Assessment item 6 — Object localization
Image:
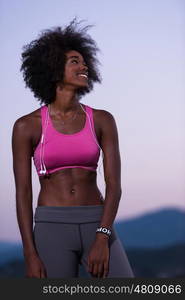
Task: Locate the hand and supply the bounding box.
[87,234,109,278]
[24,253,47,278]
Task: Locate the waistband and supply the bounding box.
[34,205,104,224]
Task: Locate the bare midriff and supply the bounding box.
[37,167,104,206]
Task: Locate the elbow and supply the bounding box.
[15,186,32,202]
[105,182,122,199]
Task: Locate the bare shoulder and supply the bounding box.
[13,108,41,131]
[12,108,42,155]
[92,107,117,132]
[92,107,115,119]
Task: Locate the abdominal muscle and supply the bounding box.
[37,167,104,206]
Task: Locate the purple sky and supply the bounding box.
[1,0,185,241]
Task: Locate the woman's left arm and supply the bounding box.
[87,110,122,278]
[98,109,122,231]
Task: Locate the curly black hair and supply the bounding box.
[20,18,102,105]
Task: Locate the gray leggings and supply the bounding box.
[33,205,134,278]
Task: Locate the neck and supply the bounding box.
[51,85,80,115]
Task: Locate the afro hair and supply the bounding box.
[20,18,102,105]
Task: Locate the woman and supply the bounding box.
[12,19,134,278]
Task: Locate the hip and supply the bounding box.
[34,204,105,224]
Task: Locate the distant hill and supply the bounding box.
[127,243,185,277]
[115,208,185,248]
[79,243,185,278]
[0,243,184,278]
[0,242,23,265]
[0,208,185,277]
[0,241,24,277]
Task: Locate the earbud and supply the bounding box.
[39,169,46,175]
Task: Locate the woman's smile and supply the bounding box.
[77,73,88,80]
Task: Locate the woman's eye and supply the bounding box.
[71,60,78,64]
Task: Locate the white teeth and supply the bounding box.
[78,74,88,78]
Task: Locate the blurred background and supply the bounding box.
[0,0,185,277]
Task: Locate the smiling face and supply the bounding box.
[62,50,89,90]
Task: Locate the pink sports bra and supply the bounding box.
[33,103,103,176]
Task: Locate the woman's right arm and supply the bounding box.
[12,116,47,278]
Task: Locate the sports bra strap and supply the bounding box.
[81,104,102,152]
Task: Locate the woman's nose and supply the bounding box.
[80,63,88,71]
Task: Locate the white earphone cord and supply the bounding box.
[39,106,49,174]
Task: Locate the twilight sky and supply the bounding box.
[0,0,185,241]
